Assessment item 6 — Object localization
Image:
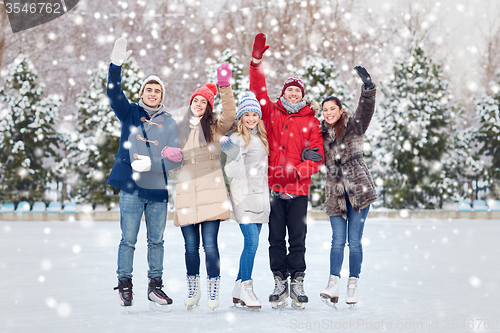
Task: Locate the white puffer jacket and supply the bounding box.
[225,129,270,224]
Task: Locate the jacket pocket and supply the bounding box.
[243,189,265,214]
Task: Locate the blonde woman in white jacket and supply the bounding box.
[220,92,270,309]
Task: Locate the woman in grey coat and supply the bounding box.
[221,92,270,309]
[319,66,377,308]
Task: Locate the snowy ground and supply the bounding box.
[1,217,499,333]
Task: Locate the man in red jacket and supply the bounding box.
[249,33,324,309]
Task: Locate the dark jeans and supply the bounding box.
[181,220,220,278]
[268,194,308,278]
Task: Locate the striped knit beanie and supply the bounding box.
[237,92,262,119]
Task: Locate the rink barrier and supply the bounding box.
[0,210,499,221]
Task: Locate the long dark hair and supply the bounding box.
[177,102,215,148]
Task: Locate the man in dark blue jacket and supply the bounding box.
[108,37,182,312]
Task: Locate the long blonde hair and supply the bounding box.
[236,119,269,155]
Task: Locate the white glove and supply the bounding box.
[131,155,151,172]
[110,37,132,66]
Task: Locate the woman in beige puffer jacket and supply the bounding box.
[174,63,236,310]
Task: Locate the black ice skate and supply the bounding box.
[269,271,288,309]
[148,277,173,312]
[114,277,134,308]
[290,272,308,309]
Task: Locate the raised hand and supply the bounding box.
[220,136,241,162]
[161,146,183,162]
[110,37,133,66]
[252,33,270,60]
[217,62,232,87]
[131,155,151,172]
[301,147,323,162]
[354,66,375,90]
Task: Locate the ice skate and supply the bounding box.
[239,279,261,309]
[290,272,308,309]
[148,277,173,312]
[232,279,241,307]
[320,275,340,309]
[114,277,134,309]
[269,272,288,309]
[184,274,201,309]
[346,277,358,307]
[207,276,220,311]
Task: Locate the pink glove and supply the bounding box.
[252,33,269,60]
[161,146,183,162]
[217,63,232,87]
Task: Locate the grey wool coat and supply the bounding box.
[321,85,378,219]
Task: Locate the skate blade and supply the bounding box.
[320,295,338,309]
[238,301,261,310]
[149,301,172,312]
[270,298,288,309]
[121,306,132,313]
[291,300,306,309]
[347,303,356,310]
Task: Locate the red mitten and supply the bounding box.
[161,146,183,162]
[252,33,269,60]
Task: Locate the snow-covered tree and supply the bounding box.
[293,55,354,117]
[0,54,62,202]
[474,82,500,197]
[66,58,143,208]
[372,45,456,209]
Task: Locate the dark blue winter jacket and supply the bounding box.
[106,64,181,202]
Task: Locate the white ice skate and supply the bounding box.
[269,272,288,309]
[207,276,220,311]
[320,275,340,309]
[232,279,241,307]
[346,277,358,307]
[184,274,201,309]
[239,279,261,309]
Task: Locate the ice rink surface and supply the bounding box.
[1,217,499,333]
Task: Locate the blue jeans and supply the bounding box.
[181,220,220,277]
[329,196,370,278]
[117,190,168,279]
[237,223,262,282]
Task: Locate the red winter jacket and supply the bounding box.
[249,61,324,196]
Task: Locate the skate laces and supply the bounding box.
[292,278,306,296]
[273,275,286,294]
[114,278,133,299]
[347,280,356,297]
[244,281,258,301]
[187,275,199,297]
[207,277,220,300]
[150,278,168,298]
